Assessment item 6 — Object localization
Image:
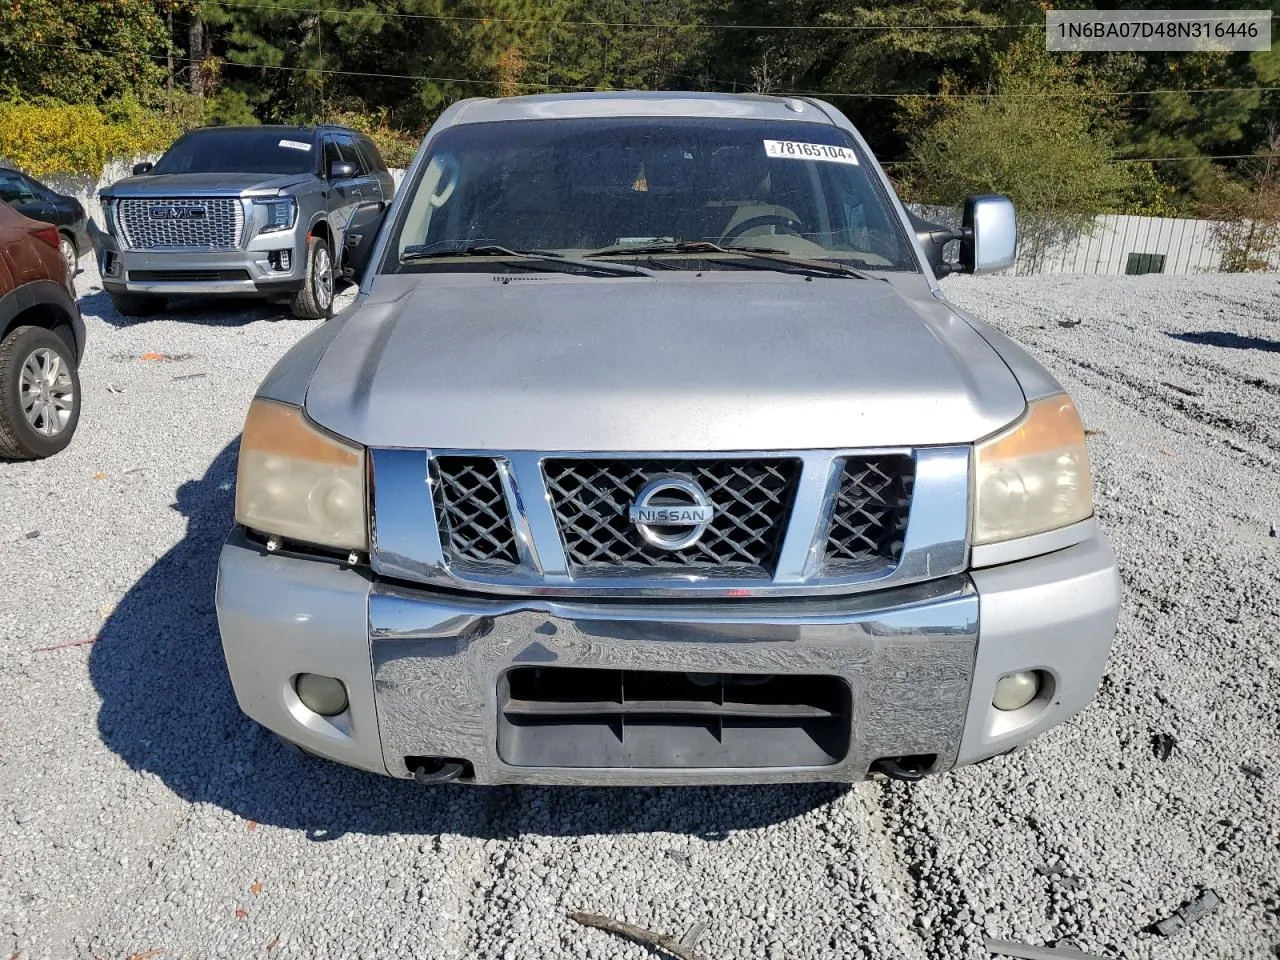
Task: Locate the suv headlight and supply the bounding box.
[235,399,367,550]
[972,393,1094,545]
[254,197,297,234]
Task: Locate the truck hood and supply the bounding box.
[304,273,1027,451]
[102,172,312,198]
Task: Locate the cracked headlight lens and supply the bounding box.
[235,399,367,550]
[973,393,1094,545]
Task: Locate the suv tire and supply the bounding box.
[108,291,167,317]
[0,325,81,460]
[291,236,335,319]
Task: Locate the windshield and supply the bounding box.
[152,129,318,175]
[386,117,918,272]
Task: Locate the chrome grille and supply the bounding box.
[824,455,915,571]
[543,458,800,577]
[432,457,519,567]
[117,198,243,250]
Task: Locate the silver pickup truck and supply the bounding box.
[216,92,1121,786]
[94,125,393,319]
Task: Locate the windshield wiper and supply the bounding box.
[583,240,874,280]
[401,242,652,277]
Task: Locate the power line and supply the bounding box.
[23,41,1280,101]
[199,0,1268,33]
[200,0,1039,32]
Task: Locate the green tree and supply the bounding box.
[902,43,1135,265]
[696,0,1043,157]
[0,0,168,104]
[529,0,709,92]
[195,0,555,130]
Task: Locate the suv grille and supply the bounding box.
[824,455,915,571]
[117,198,244,250]
[432,457,519,567]
[543,458,800,577]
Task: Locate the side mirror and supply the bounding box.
[960,195,1016,275]
[908,194,1017,278]
[329,161,357,180]
[132,161,154,176]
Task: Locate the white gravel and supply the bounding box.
[1,259,1277,960]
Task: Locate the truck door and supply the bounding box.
[322,136,359,244]
[336,135,383,279]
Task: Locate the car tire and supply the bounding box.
[58,232,78,276]
[290,236,335,319]
[0,325,81,460]
[108,291,167,317]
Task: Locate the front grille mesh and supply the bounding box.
[824,455,915,570]
[543,458,800,576]
[432,457,519,567]
[117,198,243,250]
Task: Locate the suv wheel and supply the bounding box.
[108,291,167,317]
[290,236,335,319]
[0,326,81,460]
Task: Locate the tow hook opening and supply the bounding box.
[870,754,937,782]
[407,756,474,784]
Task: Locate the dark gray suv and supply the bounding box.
[94,125,394,319]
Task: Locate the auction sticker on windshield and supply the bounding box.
[763,140,859,165]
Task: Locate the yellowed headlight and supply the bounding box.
[235,399,368,551]
[973,394,1094,545]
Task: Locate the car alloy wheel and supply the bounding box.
[314,244,333,310]
[59,235,76,275]
[20,346,75,437]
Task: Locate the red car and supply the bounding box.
[0,203,84,459]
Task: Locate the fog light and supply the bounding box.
[295,673,348,716]
[993,670,1040,711]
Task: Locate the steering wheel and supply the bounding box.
[721,214,805,244]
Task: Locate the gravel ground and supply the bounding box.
[1,258,1278,960]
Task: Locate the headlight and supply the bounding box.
[254,197,296,234]
[972,393,1094,545]
[235,398,367,550]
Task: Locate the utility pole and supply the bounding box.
[189,11,205,98]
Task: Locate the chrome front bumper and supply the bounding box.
[215,529,1120,785]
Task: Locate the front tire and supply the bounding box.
[108,291,167,317]
[290,237,335,319]
[0,326,81,460]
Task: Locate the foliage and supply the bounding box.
[532,0,709,91]
[0,0,1278,231]
[0,99,184,177]
[323,107,419,166]
[1200,126,1280,272]
[197,0,556,131]
[901,42,1136,263]
[0,0,167,105]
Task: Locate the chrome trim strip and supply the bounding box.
[368,446,971,598]
[495,457,543,575]
[508,453,570,578]
[773,454,843,584]
[120,280,260,295]
[368,448,447,582]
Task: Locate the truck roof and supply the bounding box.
[447,91,840,127]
